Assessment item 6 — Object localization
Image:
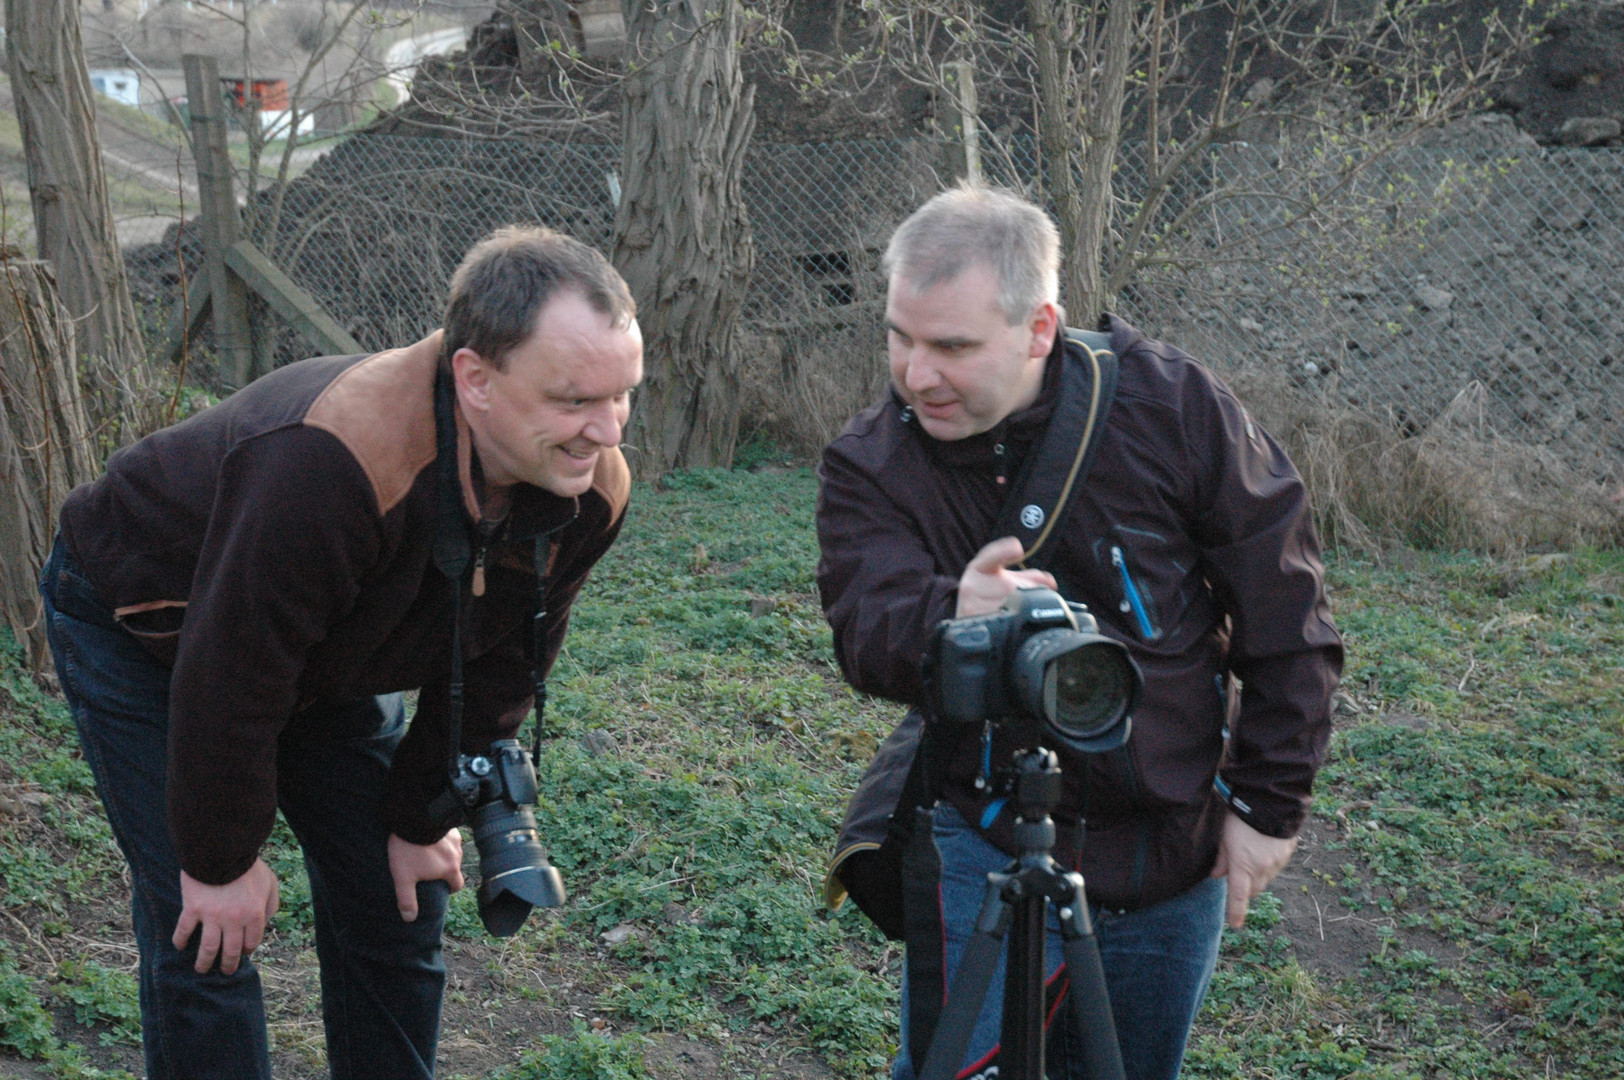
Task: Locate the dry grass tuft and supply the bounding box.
[1230,371,1624,555]
[737,314,888,459]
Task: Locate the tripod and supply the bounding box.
[915,748,1126,1080]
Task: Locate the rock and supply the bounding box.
[748,597,777,618]
[1545,398,1578,435]
[1413,284,1455,312]
[1536,190,1596,231]
[579,729,621,758]
[1238,316,1265,334]
[1381,710,1431,732]
[600,923,639,946]
[1556,116,1622,146]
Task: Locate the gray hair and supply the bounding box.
[882,183,1061,325]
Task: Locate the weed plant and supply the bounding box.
[0,468,1619,1079]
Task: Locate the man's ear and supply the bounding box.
[1028,300,1061,358]
[451,347,492,413]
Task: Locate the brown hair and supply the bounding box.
[442,225,635,370]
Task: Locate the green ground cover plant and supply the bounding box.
[0,467,1619,1079]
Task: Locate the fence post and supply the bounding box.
[182,54,254,390]
[941,61,982,186]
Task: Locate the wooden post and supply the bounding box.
[182,54,254,389]
[226,241,363,356]
[942,60,982,186]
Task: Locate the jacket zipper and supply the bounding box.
[1110,545,1158,640]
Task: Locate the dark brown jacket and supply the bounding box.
[60,332,629,885]
[817,316,1341,913]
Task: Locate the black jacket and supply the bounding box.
[817,317,1342,917]
[60,332,628,884]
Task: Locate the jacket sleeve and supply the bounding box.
[168,426,383,884]
[815,442,959,705]
[1187,376,1343,839]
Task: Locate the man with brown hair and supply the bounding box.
[39,226,641,1079]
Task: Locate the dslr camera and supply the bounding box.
[444,739,566,937]
[921,586,1142,753]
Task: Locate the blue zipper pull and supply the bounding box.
[1111,545,1158,640]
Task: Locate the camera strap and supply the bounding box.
[899,328,1119,1072]
[999,327,1119,572]
[431,366,573,805]
[433,366,473,786]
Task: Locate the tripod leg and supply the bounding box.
[916,878,1013,1080]
[1002,891,1047,1080]
[1055,882,1126,1080]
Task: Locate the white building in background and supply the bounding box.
[89,68,142,108]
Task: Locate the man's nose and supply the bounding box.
[902,351,940,393]
[583,401,624,447]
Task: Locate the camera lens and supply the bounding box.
[1014,630,1139,753]
[470,799,566,937]
[1045,644,1135,739]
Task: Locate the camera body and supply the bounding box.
[447,739,566,937]
[922,586,1141,754]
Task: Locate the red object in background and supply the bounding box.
[221,77,289,111]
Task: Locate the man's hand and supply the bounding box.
[173,858,280,975]
[956,536,1058,618]
[1209,811,1298,929]
[388,830,465,923]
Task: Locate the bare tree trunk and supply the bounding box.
[1029,0,1134,325]
[6,0,150,446]
[612,0,755,477]
[0,259,98,673]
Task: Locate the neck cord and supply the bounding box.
[433,366,574,780]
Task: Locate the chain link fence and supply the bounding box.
[128,129,1622,541]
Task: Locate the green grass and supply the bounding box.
[1,468,1620,1078]
[1186,550,1624,1079]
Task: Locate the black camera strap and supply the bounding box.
[431,366,573,807]
[433,366,473,784]
[999,327,1119,572]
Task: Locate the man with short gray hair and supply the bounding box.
[818,185,1342,1079]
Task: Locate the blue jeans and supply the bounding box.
[894,804,1225,1080]
[41,538,450,1080]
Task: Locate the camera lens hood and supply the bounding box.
[1012,629,1139,754]
[470,800,567,937]
[478,860,567,938]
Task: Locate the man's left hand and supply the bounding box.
[1209,811,1297,929]
[388,830,465,922]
